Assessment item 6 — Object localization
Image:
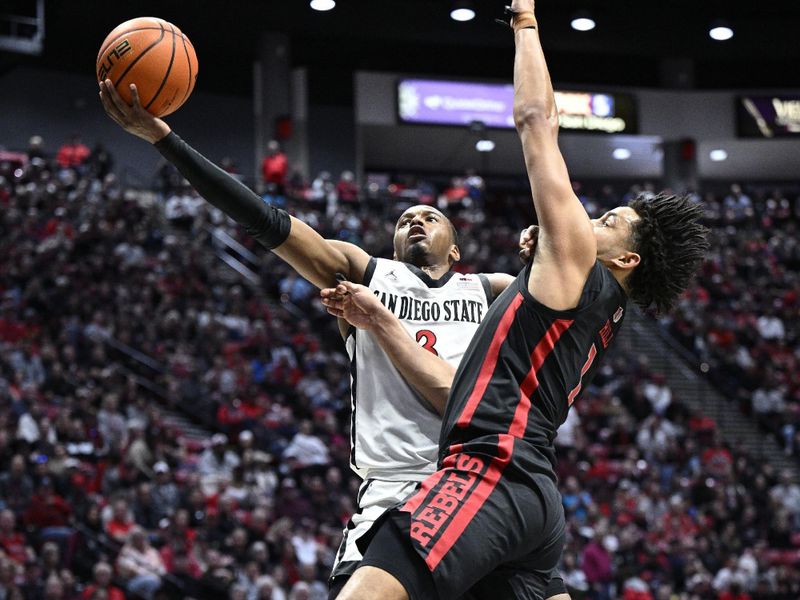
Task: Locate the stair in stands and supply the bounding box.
[618,307,798,475]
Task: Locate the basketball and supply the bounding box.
[96,17,198,117]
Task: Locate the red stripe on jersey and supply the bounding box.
[401,469,448,515]
[425,434,515,570]
[401,444,463,514]
[456,292,525,428]
[508,318,573,438]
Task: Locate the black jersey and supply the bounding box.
[440,260,627,480]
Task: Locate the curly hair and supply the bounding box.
[626,193,710,313]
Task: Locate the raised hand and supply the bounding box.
[519,224,540,264]
[99,80,171,144]
[510,0,535,14]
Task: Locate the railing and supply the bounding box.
[207,224,262,286]
[621,307,798,473]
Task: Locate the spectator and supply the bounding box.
[261,140,288,195]
[198,434,241,493]
[150,461,180,521]
[769,470,800,523]
[581,527,613,600]
[0,510,29,565]
[55,134,90,170]
[0,455,34,515]
[282,421,329,470]
[105,498,134,543]
[23,477,72,543]
[116,527,165,600]
[335,171,359,205]
[80,562,125,600]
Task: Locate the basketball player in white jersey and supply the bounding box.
[99,82,568,599]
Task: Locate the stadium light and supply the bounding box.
[612,148,631,160]
[571,13,596,32]
[451,1,476,22]
[709,149,728,162]
[310,0,336,12]
[709,24,733,41]
[476,139,495,152]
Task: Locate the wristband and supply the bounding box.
[496,6,538,32]
[512,11,538,32]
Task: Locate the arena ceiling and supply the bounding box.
[3,0,800,99]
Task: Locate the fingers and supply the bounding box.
[100,79,131,119]
[98,81,121,120]
[325,307,344,318]
[320,294,345,310]
[129,84,142,109]
[320,285,349,300]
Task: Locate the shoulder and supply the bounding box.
[484,272,516,297]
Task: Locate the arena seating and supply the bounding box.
[0,143,798,599]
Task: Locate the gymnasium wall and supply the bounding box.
[355,71,800,181]
[0,66,255,186]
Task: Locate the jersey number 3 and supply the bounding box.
[416,330,439,356]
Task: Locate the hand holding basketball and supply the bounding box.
[99,80,171,144]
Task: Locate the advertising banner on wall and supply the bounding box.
[398,78,638,134]
[737,95,800,138]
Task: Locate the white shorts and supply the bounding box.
[330,478,420,580]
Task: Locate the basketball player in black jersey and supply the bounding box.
[331,2,710,599]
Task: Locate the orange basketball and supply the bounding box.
[96,17,198,117]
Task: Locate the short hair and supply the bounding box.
[627,193,710,313]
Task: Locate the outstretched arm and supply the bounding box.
[321,281,455,415]
[511,1,596,309]
[99,80,369,288]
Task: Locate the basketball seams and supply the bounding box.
[112,23,166,89]
[145,23,177,111]
[97,27,191,79]
[177,33,193,109]
[97,26,165,64]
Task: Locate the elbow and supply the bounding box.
[513,104,559,134]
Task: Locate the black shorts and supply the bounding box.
[358,451,565,600]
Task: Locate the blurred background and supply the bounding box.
[0,1,799,599]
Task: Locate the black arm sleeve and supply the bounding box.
[153,132,291,249]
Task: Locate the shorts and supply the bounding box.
[358,448,565,599]
[330,478,420,581]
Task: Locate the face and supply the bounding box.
[393,206,458,267]
[590,206,641,269]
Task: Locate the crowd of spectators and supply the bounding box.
[0,134,798,599]
[659,184,800,460]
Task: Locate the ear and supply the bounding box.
[609,251,640,271]
[448,245,461,265]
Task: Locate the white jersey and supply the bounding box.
[345,257,493,481]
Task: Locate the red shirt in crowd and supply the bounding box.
[0,531,28,564]
[24,492,72,528]
[105,518,134,542]
[56,141,90,168]
[719,593,751,600]
[81,585,125,600]
[262,152,288,186]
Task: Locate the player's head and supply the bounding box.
[393,205,460,267]
[592,193,709,313]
